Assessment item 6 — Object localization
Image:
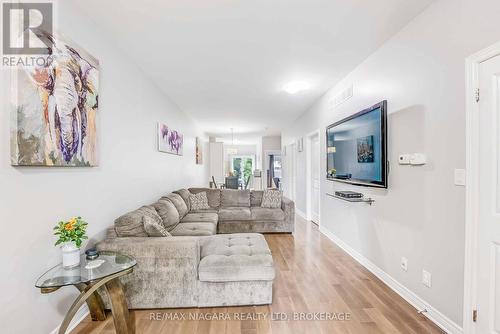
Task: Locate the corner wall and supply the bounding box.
[0,2,208,333]
[282,0,500,327]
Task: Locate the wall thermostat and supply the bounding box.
[398,154,411,165]
[398,153,426,166]
[409,153,426,165]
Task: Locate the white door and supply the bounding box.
[476,53,500,333]
[311,135,320,224]
[290,144,296,201]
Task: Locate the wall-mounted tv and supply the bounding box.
[326,100,388,188]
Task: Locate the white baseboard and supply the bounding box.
[319,226,463,334]
[296,208,307,220]
[50,305,89,334]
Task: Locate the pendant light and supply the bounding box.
[227,128,238,155]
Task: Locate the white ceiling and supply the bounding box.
[69,0,432,141]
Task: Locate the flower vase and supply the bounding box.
[61,242,81,268]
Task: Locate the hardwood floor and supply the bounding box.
[73,216,444,334]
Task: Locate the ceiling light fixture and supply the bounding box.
[282,81,311,94]
[227,128,238,155]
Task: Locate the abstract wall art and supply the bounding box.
[158,123,183,155]
[196,137,203,164]
[297,137,304,152]
[10,32,99,166]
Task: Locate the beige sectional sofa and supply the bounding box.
[97,187,295,309]
[185,188,295,234]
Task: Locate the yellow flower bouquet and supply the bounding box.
[53,217,88,248]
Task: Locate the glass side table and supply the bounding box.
[36,251,136,334]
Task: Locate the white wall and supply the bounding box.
[282,0,500,327]
[0,2,208,333]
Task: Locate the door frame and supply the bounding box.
[306,129,321,226]
[284,142,297,201]
[464,41,500,334]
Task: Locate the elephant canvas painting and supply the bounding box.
[10,32,99,166]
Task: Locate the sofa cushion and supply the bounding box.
[189,188,221,208]
[173,189,191,211]
[181,212,218,225]
[198,233,275,282]
[261,189,282,208]
[218,207,252,221]
[143,215,172,237]
[250,190,264,207]
[251,207,285,221]
[189,192,210,210]
[115,205,161,237]
[221,189,250,207]
[151,199,180,230]
[163,193,188,218]
[170,222,216,236]
[189,208,219,214]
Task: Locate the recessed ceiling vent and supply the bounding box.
[330,84,353,110]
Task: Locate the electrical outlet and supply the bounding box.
[401,257,408,271]
[422,270,432,288]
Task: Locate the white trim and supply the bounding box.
[464,40,500,334]
[50,305,89,334]
[319,226,463,334]
[305,129,321,226]
[296,208,307,220]
[305,135,312,221]
[287,142,297,202]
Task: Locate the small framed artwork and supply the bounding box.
[297,137,304,152]
[357,135,374,163]
[196,137,203,164]
[158,123,183,155]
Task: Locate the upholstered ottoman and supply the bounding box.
[197,233,275,307]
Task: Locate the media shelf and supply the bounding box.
[326,193,375,205]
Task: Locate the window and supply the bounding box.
[231,156,254,188]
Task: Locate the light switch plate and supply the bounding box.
[454,169,466,186]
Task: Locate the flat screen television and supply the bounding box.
[326,100,388,188]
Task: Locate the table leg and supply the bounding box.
[75,282,106,321]
[105,278,134,334]
[56,269,133,334]
[58,287,97,334]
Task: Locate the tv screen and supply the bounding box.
[326,100,387,188]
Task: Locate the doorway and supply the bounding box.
[264,150,282,189]
[307,131,321,225]
[464,42,500,334]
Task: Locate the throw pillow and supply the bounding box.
[143,215,172,237]
[261,189,282,208]
[189,191,210,210]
